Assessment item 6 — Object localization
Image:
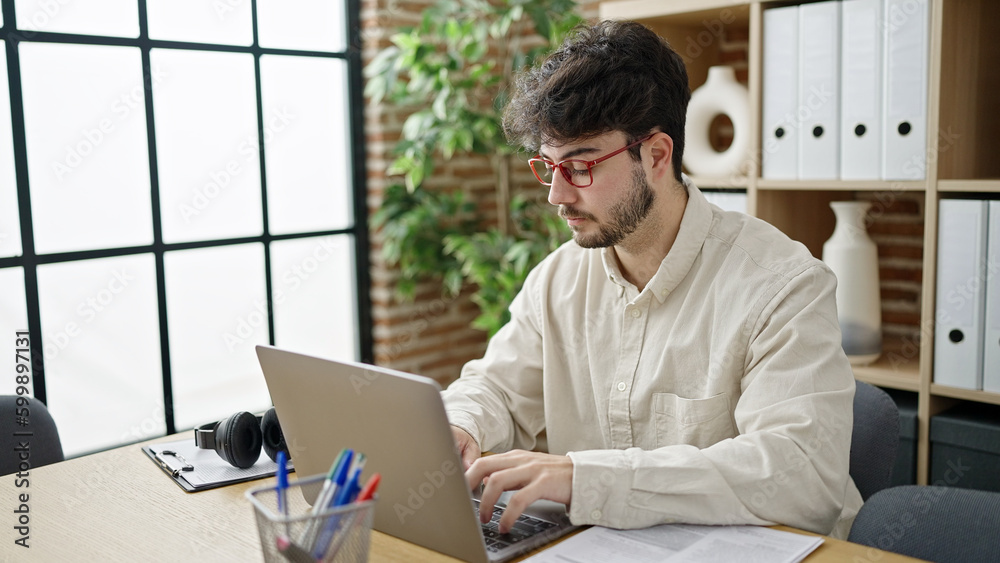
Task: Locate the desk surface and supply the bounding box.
[0,434,924,562]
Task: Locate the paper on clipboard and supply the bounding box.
[143,437,291,492]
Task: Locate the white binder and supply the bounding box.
[798,1,840,180]
[934,199,988,390]
[761,5,799,179]
[984,201,1000,393]
[840,0,882,180]
[881,0,929,180]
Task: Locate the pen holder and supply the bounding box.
[247,474,375,563]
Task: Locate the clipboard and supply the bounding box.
[142,436,293,492]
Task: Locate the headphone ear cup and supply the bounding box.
[216,411,262,469]
[260,407,287,463]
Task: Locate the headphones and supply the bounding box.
[194,407,287,469]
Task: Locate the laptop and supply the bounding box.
[255,345,579,563]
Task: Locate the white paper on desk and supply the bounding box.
[148,438,282,489]
[523,524,823,563]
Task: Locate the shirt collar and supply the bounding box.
[601,175,714,303]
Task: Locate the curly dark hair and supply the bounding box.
[503,20,690,182]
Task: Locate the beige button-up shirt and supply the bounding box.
[442,180,864,539]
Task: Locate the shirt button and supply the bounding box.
[630,309,641,318]
[591,510,602,520]
[660,288,669,298]
[617,382,626,392]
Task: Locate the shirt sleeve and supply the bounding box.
[567,264,860,537]
[441,268,547,453]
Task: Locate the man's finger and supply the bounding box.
[478,464,533,525]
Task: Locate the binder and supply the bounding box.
[881,0,929,180]
[798,1,841,180]
[984,201,1000,393]
[702,190,747,214]
[761,4,799,179]
[934,199,988,390]
[840,0,883,180]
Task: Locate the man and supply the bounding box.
[441,20,863,539]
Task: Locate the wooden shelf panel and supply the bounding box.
[853,338,922,392]
[756,179,927,191]
[599,0,751,24]
[936,0,1000,180]
[937,179,1000,193]
[690,176,748,189]
[930,385,1000,406]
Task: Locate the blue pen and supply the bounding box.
[299,449,352,546]
[312,467,363,559]
[276,451,289,536]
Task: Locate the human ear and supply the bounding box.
[648,132,674,182]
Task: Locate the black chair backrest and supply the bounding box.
[850,381,900,501]
[0,395,64,476]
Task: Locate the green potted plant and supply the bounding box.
[365,0,580,336]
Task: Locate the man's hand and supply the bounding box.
[451,426,482,470]
[465,450,573,534]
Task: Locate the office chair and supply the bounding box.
[850,380,900,501]
[0,395,64,476]
[849,485,1000,562]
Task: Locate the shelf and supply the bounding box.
[599,0,751,25]
[935,0,1000,180]
[690,176,748,189]
[756,179,927,192]
[853,338,922,392]
[930,385,1000,406]
[937,179,1000,193]
[600,1,753,94]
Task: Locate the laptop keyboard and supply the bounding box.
[480,505,559,553]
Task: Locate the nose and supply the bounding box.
[546,170,578,207]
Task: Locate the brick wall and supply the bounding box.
[361,0,602,386]
[362,2,922,386]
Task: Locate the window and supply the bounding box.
[0,0,371,457]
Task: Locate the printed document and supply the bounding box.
[524,524,823,563]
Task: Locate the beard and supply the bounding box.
[561,165,656,249]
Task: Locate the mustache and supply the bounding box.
[558,206,596,221]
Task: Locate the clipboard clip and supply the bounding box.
[153,449,195,477]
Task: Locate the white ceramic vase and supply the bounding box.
[683,65,750,177]
[822,201,882,365]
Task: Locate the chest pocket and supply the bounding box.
[652,392,737,449]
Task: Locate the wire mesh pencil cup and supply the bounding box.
[247,474,376,563]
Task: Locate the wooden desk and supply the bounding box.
[0,434,924,562]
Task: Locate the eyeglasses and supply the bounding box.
[528,133,654,188]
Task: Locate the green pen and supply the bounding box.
[298,449,352,546]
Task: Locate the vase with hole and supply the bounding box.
[683,65,750,178]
